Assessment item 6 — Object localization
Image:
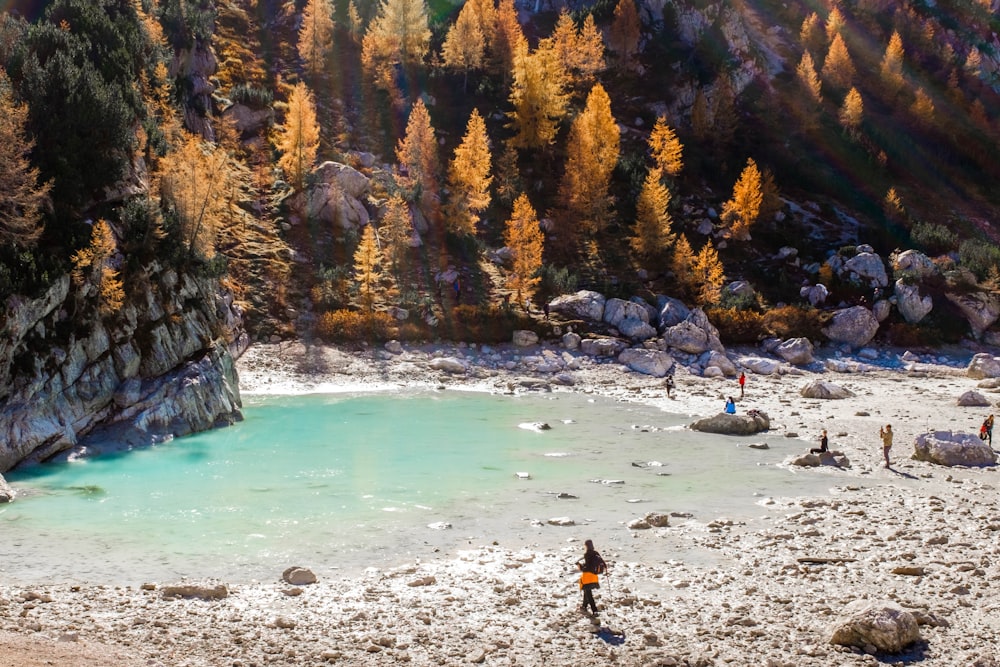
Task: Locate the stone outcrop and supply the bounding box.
[548,290,605,322]
[580,337,628,357]
[618,348,674,377]
[828,601,921,653]
[800,380,854,399]
[656,296,690,330]
[0,262,245,473]
[945,291,1000,337]
[775,338,814,365]
[822,306,879,348]
[894,280,933,323]
[741,357,781,375]
[841,252,889,288]
[301,162,371,230]
[913,431,997,467]
[662,308,724,354]
[892,249,937,280]
[967,353,1000,379]
[689,411,770,435]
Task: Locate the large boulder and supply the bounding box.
[604,298,650,328]
[913,430,997,466]
[800,283,828,306]
[892,249,937,280]
[656,296,690,330]
[800,380,854,399]
[842,252,889,288]
[828,601,921,653]
[618,318,658,341]
[822,306,879,348]
[775,338,814,365]
[548,290,606,322]
[956,390,990,407]
[618,348,674,377]
[689,411,770,435]
[700,350,737,376]
[662,309,724,354]
[0,473,12,503]
[741,357,781,375]
[304,182,369,230]
[512,330,539,347]
[580,337,628,357]
[221,103,273,137]
[946,292,1000,336]
[314,161,371,200]
[894,280,933,324]
[967,353,1000,379]
[428,357,468,374]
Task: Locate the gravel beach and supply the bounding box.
[3,340,1000,666]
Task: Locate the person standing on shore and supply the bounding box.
[880,424,893,467]
[738,372,746,398]
[981,414,994,446]
[811,429,829,454]
[665,375,675,399]
[576,539,607,616]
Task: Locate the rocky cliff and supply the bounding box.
[0,261,247,473]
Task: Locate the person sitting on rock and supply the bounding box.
[725,397,736,414]
[811,429,829,454]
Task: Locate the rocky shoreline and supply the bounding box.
[3,340,1000,666]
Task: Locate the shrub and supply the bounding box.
[706,307,765,343]
[230,83,273,110]
[959,238,1000,281]
[443,305,535,343]
[316,309,395,342]
[762,305,828,339]
[910,221,958,255]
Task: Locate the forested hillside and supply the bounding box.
[3,0,1000,347]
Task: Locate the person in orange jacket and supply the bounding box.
[576,539,607,616]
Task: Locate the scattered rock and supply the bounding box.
[428,357,468,374]
[788,451,851,468]
[957,390,991,407]
[822,306,879,348]
[967,353,1000,379]
[512,330,539,347]
[618,348,674,377]
[282,566,317,586]
[161,583,229,600]
[800,380,854,399]
[828,601,921,653]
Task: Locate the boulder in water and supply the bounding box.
[0,474,13,503]
[788,450,851,468]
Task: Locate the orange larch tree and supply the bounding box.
[503,192,544,309]
[507,37,570,150]
[629,167,675,265]
[276,82,321,191]
[0,69,50,249]
[720,157,763,241]
[396,98,441,221]
[445,108,493,236]
[648,116,683,178]
[298,0,335,80]
[441,0,486,93]
[608,0,641,69]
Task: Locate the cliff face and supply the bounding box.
[0,261,247,473]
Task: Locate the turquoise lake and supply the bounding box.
[0,391,842,585]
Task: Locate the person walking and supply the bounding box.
[738,372,746,398]
[880,424,893,468]
[664,375,675,399]
[811,429,829,455]
[576,539,607,616]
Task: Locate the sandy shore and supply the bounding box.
[3,339,1000,666]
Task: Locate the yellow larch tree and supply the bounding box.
[759,167,782,221]
[503,192,544,309]
[608,0,641,68]
[158,131,235,259]
[825,6,845,43]
[347,0,363,43]
[911,87,935,127]
[720,157,763,241]
[71,219,124,316]
[441,0,486,93]
[467,0,497,55]
[396,98,441,218]
[648,116,683,178]
[379,194,413,277]
[0,69,50,248]
[839,87,863,138]
[276,82,321,191]
[711,75,737,149]
[796,51,822,104]
[693,240,726,306]
[491,0,525,84]
[361,0,431,91]
[353,223,397,312]
[822,33,855,92]
[541,10,604,91]
[965,46,982,76]
[883,187,904,224]
[445,108,493,236]
[574,14,606,88]
[298,0,335,80]
[671,233,697,299]
[879,31,905,101]
[557,83,620,239]
[507,37,570,150]
[799,12,823,56]
[630,167,675,264]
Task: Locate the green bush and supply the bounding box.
[958,238,1000,281]
[230,83,273,110]
[910,221,958,255]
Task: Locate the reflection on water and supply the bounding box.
[1,390,842,585]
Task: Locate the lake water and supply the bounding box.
[0,390,843,585]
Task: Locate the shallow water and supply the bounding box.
[1,390,843,585]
